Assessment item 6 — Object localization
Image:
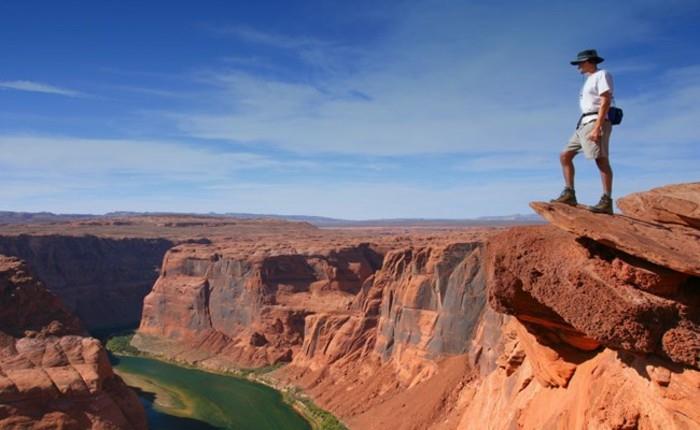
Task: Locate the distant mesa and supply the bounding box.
[0,210,544,228]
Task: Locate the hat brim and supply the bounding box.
[570,57,604,65]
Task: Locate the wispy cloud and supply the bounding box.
[614,64,700,147]
[156,1,698,166]
[0,80,84,97]
[210,24,330,50]
[0,135,302,181]
[107,85,187,99]
[455,153,553,172]
[210,23,366,76]
[3,1,698,217]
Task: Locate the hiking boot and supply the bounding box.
[550,188,577,206]
[588,194,613,215]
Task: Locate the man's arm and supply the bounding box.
[589,90,611,143]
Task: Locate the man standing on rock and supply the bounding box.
[551,49,615,214]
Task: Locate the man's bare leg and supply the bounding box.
[560,150,577,189]
[595,157,613,196]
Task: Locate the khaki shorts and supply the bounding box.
[564,120,612,159]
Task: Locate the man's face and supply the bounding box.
[577,60,596,75]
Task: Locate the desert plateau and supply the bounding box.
[0,183,698,429]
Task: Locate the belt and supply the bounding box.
[576,112,598,129]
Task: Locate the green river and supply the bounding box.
[111,354,311,430]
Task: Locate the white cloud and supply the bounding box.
[0,181,78,200]
[170,69,574,156]
[0,80,84,97]
[3,1,697,217]
[2,166,694,218]
[613,65,700,147]
[0,135,304,181]
[71,172,688,220]
[213,25,331,50]
[107,85,188,99]
[456,154,553,172]
[161,1,697,162]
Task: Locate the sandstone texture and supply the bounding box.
[135,241,382,368]
[128,183,700,430]
[0,216,322,331]
[132,229,489,372]
[476,183,700,429]
[0,235,173,330]
[617,182,700,229]
[127,225,492,429]
[487,223,699,368]
[0,255,146,430]
[4,184,699,430]
[451,318,700,430]
[530,201,700,276]
[279,240,486,430]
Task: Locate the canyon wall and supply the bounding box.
[280,241,487,430]
[0,235,173,330]
[131,183,700,430]
[133,241,387,368]
[0,255,147,429]
[132,233,489,429]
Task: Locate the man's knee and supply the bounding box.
[560,151,575,164]
[595,157,611,170]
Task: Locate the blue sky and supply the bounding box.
[1,0,699,219]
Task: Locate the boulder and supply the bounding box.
[617,182,700,228]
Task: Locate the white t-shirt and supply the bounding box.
[579,69,614,124]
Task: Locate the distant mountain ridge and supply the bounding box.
[0,210,543,227]
[0,211,95,224]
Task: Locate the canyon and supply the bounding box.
[0,182,698,429]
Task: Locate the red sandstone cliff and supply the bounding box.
[133,231,489,428]
[131,183,700,429]
[0,255,147,429]
[0,218,362,332]
[0,235,173,330]
[461,183,700,429]
[133,242,385,368]
[279,241,486,429]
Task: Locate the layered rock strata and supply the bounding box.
[0,217,396,332]
[134,235,485,373]
[134,235,489,429]
[133,241,386,368]
[450,317,700,430]
[473,184,700,429]
[280,241,486,430]
[127,183,700,430]
[0,235,173,330]
[0,255,147,429]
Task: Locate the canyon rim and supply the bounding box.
[0,183,698,429]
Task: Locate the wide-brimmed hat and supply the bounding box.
[570,49,604,65]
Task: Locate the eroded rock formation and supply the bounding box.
[133,241,390,368]
[281,241,486,430]
[451,318,700,430]
[0,217,322,331]
[7,184,693,429]
[617,182,700,229]
[134,233,489,429]
[0,255,147,429]
[474,183,700,429]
